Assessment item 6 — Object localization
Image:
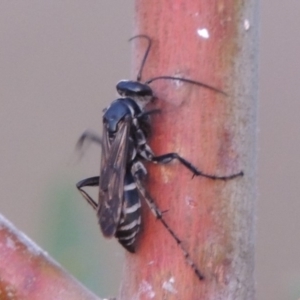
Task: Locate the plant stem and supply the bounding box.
[120,0,258,298]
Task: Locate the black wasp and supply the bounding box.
[76,34,243,281]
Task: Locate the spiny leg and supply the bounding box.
[76,176,99,210]
[158,217,204,281]
[131,162,204,280]
[151,152,244,180]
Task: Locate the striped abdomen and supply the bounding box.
[115,171,141,253]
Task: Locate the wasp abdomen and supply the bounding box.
[115,171,141,253]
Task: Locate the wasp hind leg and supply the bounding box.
[131,161,205,280]
[151,153,243,180]
[76,176,99,210]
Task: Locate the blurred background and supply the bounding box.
[0,1,299,299]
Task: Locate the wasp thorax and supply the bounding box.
[116,80,153,107]
[103,100,131,133]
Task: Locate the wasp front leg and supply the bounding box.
[76,176,99,210]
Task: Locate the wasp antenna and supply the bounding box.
[129,34,152,82]
[145,76,228,96]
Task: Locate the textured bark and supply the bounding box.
[119,0,258,299]
[0,214,101,300]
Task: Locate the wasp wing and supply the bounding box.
[97,116,131,237]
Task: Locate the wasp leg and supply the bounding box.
[76,130,102,150]
[76,176,99,210]
[151,153,243,180]
[131,161,205,280]
[75,131,102,161]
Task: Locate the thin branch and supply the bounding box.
[0,214,105,300]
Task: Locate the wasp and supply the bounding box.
[76,35,243,281]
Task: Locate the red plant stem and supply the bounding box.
[0,214,101,300]
[120,0,258,299]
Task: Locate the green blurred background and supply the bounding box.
[1,1,300,299]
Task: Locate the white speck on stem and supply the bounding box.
[174,78,183,88]
[197,28,210,39]
[6,237,16,250]
[244,19,250,30]
[171,72,185,88]
[136,280,155,299]
[185,196,197,208]
[162,277,177,294]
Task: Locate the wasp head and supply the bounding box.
[116,80,154,108]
